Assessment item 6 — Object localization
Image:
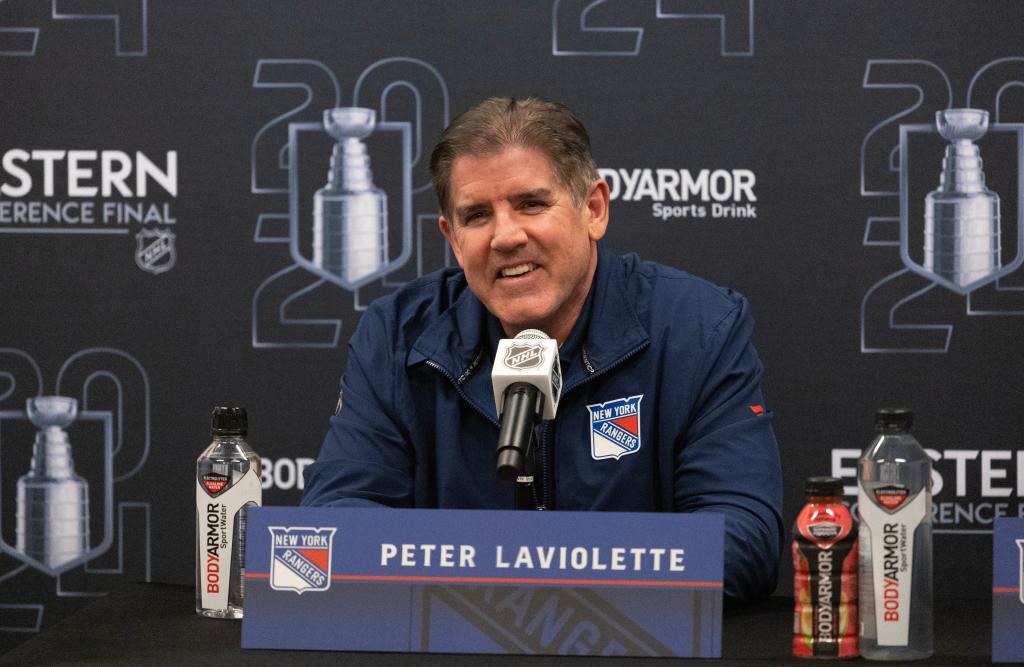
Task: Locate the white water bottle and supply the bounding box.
[195,406,261,618]
[857,408,933,660]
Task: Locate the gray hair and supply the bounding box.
[429,97,599,220]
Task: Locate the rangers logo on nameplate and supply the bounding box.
[587,395,643,461]
[268,526,337,594]
[1016,538,1024,605]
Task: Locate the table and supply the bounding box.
[0,583,992,664]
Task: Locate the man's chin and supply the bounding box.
[496,314,553,337]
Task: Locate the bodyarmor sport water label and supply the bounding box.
[196,467,261,611]
[793,506,858,657]
[858,482,927,647]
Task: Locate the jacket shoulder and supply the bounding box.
[356,267,469,345]
[618,253,749,341]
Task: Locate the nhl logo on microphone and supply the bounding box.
[503,344,544,370]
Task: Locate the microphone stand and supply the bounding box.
[513,435,538,510]
[495,382,544,481]
[495,381,545,509]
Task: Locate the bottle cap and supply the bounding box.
[805,476,843,497]
[211,406,247,436]
[874,408,913,433]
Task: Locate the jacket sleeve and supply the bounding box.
[301,304,415,508]
[673,295,783,604]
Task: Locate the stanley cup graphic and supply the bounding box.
[923,109,1002,289]
[15,396,90,570]
[312,107,389,285]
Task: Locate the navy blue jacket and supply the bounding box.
[302,244,783,602]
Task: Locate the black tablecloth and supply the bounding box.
[0,583,991,664]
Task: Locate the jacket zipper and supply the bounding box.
[424,360,499,428]
[427,358,539,510]
[539,422,551,510]
[540,340,650,511]
[427,340,649,512]
[565,341,649,396]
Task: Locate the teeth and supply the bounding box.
[501,263,536,277]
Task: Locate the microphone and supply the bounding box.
[491,329,562,481]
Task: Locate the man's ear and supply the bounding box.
[438,215,464,267]
[585,179,610,241]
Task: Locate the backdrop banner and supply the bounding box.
[0,0,1020,652]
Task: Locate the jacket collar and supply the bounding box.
[409,243,649,419]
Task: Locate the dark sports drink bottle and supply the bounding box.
[793,476,858,658]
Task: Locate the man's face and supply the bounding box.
[439,146,609,343]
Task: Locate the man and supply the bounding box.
[302,97,783,603]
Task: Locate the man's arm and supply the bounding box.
[673,295,783,604]
[301,305,415,508]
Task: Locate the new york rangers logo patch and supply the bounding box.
[268,526,336,594]
[587,395,643,461]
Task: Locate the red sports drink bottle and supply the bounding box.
[793,476,858,658]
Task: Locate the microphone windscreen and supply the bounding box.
[514,329,548,340]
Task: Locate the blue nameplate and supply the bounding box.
[993,517,1024,662]
[241,506,723,657]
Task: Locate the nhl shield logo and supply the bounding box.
[504,344,544,370]
[134,227,177,275]
[268,526,336,594]
[587,395,643,461]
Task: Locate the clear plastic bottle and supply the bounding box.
[857,409,933,660]
[195,406,261,619]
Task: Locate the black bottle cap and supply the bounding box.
[805,476,843,497]
[211,406,247,436]
[874,408,913,433]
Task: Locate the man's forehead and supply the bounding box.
[449,146,562,203]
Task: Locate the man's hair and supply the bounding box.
[429,97,599,220]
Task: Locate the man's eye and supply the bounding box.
[522,200,548,211]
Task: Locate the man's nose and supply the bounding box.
[490,209,528,251]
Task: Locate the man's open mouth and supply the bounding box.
[499,263,537,278]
